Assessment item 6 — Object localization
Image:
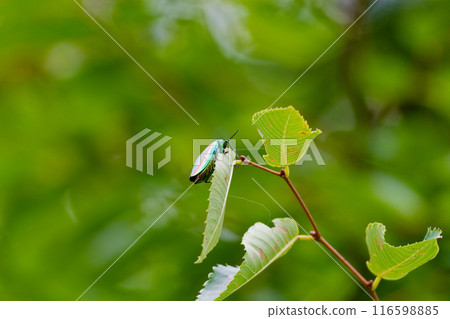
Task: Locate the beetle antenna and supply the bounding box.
[225,130,239,158]
[228,130,239,141]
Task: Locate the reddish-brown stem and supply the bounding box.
[316,234,369,285]
[281,170,321,239]
[240,155,281,176]
[241,156,380,301]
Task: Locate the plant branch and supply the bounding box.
[316,235,370,287]
[280,170,320,238]
[241,156,380,301]
[240,156,281,176]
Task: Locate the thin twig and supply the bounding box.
[316,235,369,286]
[240,155,281,176]
[280,169,321,238]
[241,156,380,301]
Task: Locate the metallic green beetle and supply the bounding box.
[190,131,238,184]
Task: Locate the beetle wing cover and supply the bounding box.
[190,141,219,177]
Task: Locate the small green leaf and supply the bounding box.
[197,218,304,300]
[196,265,239,301]
[196,149,236,264]
[366,223,442,282]
[252,106,321,167]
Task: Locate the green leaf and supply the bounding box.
[366,223,442,282]
[195,149,236,264]
[197,218,310,300]
[196,265,239,301]
[252,106,321,167]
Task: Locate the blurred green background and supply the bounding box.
[0,0,449,301]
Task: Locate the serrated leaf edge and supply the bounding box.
[252,106,322,167]
[366,222,442,280]
[216,231,301,300]
[197,218,301,301]
[195,149,235,264]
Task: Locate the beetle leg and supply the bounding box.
[205,173,213,183]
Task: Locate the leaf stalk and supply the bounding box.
[371,276,382,292]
